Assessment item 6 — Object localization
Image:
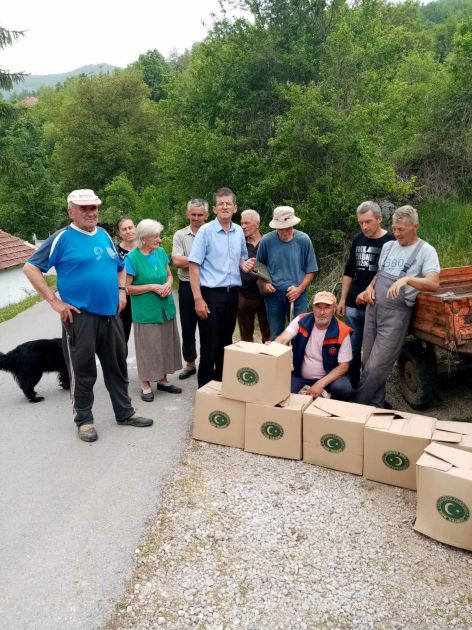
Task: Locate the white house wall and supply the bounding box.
[0,266,37,308]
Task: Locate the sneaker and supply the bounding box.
[78,423,98,442]
[117,414,153,427]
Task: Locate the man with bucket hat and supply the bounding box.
[257,206,318,339]
[24,189,153,442]
[274,291,353,400]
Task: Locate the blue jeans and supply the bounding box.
[265,289,308,340]
[290,373,353,401]
[344,306,365,389]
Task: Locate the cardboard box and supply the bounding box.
[414,443,472,551]
[364,411,436,490]
[193,381,245,448]
[432,420,472,453]
[245,394,312,460]
[303,398,378,475]
[221,341,292,405]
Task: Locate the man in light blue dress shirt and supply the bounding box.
[189,187,256,386]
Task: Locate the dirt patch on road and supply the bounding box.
[387,356,472,421]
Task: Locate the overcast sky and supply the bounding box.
[2,0,241,75]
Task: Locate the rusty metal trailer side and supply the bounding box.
[410,266,472,354]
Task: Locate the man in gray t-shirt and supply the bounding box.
[172,199,209,379]
[353,205,440,408]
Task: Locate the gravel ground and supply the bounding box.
[106,358,472,630]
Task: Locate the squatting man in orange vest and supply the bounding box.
[273,291,353,400]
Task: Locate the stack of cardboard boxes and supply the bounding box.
[193,341,472,552]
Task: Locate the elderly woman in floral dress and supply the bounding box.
[125,219,182,401]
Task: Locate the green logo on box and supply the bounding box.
[209,411,230,429]
[320,433,345,453]
[436,496,470,523]
[382,450,410,471]
[261,421,284,440]
[237,367,259,386]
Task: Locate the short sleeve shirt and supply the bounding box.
[27,224,123,316]
[285,316,352,380]
[378,240,440,305]
[256,230,318,291]
[172,225,197,282]
[188,219,248,288]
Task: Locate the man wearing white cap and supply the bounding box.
[274,291,353,400]
[257,206,318,339]
[24,189,153,442]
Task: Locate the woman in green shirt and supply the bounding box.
[125,219,182,401]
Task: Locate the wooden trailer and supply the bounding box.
[398,266,472,409]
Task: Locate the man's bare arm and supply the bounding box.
[387,271,440,299]
[286,272,315,303]
[172,254,189,269]
[309,362,349,398]
[337,276,353,316]
[273,330,296,345]
[189,262,210,319]
[23,262,80,323]
[356,275,377,305]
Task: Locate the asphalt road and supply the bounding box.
[0,300,195,629]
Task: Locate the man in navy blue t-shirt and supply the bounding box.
[24,189,153,442]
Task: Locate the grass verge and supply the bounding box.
[417,198,472,267]
[0,276,57,324]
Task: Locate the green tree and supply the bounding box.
[101,174,138,229]
[50,69,160,193]
[131,49,169,101]
[0,109,63,239]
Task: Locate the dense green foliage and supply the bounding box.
[1,1,471,268]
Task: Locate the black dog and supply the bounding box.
[0,338,70,402]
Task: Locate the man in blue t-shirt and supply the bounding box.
[24,189,153,442]
[256,206,318,339]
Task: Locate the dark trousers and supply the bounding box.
[119,300,133,350]
[344,306,365,389]
[197,286,238,387]
[62,311,134,426]
[265,289,309,340]
[237,293,270,343]
[290,373,353,401]
[178,281,198,364]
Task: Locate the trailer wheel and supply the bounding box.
[397,341,438,410]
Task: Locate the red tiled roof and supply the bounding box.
[0,230,36,270]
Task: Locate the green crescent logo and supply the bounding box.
[320,433,345,453]
[436,496,470,523]
[208,410,231,429]
[237,367,259,386]
[261,421,284,440]
[382,450,410,471]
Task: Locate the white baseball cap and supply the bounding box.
[67,189,102,206]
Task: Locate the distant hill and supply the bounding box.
[2,63,118,98]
